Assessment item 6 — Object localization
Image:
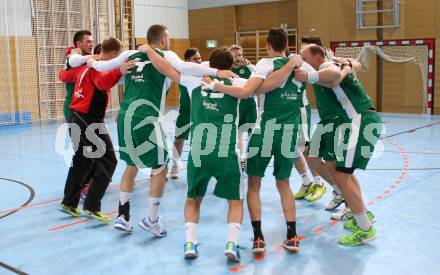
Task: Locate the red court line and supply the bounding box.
[48,210,119,232]
[383,150,440,155]
[0,179,147,215]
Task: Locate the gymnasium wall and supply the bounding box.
[189,0,282,10]
[297,0,440,115]
[133,0,190,107]
[188,0,297,60]
[134,0,189,39]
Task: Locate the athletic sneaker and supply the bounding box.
[331,206,352,221]
[252,238,266,254]
[307,184,327,202]
[82,210,112,222]
[339,226,377,246]
[325,191,345,210]
[58,204,81,217]
[114,216,133,233]
[138,216,167,238]
[184,242,198,259]
[344,211,376,232]
[224,242,240,262]
[170,164,179,179]
[294,183,315,199]
[283,236,300,252]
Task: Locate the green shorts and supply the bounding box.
[247,119,299,180]
[309,116,339,161]
[117,112,168,169]
[310,112,383,170]
[187,152,243,200]
[297,104,312,147]
[238,97,257,133]
[175,89,191,140]
[334,111,383,170]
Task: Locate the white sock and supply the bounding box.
[332,184,342,195]
[300,173,311,186]
[120,191,132,205]
[185,222,198,244]
[313,176,323,186]
[227,223,241,244]
[147,197,161,222]
[354,210,371,231]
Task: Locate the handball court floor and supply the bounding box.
[0,110,439,275]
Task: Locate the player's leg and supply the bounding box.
[184,196,203,259]
[82,121,117,222]
[213,159,244,262]
[138,164,168,237]
[336,112,382,245]
[273,128,300,252]
[171,137,185,179]
[114,164,138,232]
[60,112,96,217]
[224,199,244,262]
[293,149,315,199]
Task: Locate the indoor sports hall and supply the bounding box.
[0,1,439,274]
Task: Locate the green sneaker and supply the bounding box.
[339,226,377,246]
[343,211,375,232]
[58,204,81,217]
[294,183,315,199]
[307,184,327,202]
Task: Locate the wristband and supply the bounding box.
[307,71,319,84]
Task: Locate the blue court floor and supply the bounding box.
[0,110,439,275]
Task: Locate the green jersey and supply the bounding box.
[314,62,375,121]
[178,84,191,112]
[120,50,172,119]
[232,64,253,79]
[251,57,311,127]
[179,75,247,155]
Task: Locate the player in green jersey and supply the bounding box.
[297,44,383,246]
[230,45,258,169]
[170,48,202,179]
[87,25,236,236]
[208,28,341,254]
[144,46,273,261]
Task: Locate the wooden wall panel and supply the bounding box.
[189,0,297,60]
[16,37,39,120]
[189,6,236,60]
[0,37,39,120]
[236,0,297,32]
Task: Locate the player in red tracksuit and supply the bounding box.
[58,37,135,222]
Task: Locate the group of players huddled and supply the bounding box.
[57,24,383,262]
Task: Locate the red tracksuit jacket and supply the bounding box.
[60,66,121,119]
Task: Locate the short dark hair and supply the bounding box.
[93,44,102,55]
[267,28,288,52]
[101,37,123,54]
[184,48,199,61]
[307,44,325,58]
[73,30,92,47]
[147,24,168,44]
[301,36,323,46]
[209,46,233,70]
